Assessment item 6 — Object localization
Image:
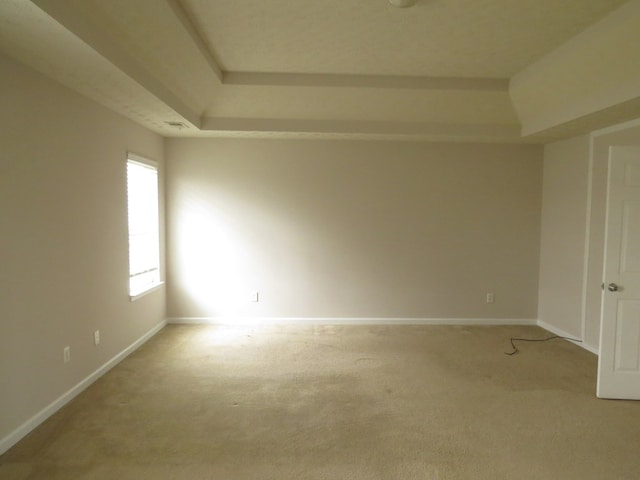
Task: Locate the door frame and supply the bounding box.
[596,145,640,398]
[584,118,640,356]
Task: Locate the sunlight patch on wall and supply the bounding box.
[174,206,254,317]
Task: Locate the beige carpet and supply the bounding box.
[1,324,639,479]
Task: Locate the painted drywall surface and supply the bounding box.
[584,121,640,350]
[537,136,590,338]
[0,54,165,442]
[166,138,543,320]
[510,1,640,136]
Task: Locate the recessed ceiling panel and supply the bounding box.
[181,0,627,77]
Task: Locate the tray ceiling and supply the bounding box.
[181,0,625,78]
[0,0,633,142]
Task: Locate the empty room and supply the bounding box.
[2,0,640,478]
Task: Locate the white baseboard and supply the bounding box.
[537,320,598,355]
[167,316,537,326]
[0,319,167,455]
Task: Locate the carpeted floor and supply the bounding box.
[1,324,639,479]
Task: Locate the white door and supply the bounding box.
[597,146,640,399]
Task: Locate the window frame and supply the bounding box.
[126,152,163,301]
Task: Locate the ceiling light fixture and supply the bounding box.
[389,0,416,7]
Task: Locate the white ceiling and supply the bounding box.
[0,0,635,142]
[182,0,624,77]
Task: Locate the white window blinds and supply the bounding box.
[126,155,161,297]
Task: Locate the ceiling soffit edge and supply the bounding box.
[221,72,509,91]
[31,0,201,128]
[201,117,522,138]
[167,0,223,82]
[521,97,640,143]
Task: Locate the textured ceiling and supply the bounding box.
[0,0,186,135]
[0,0,634,142]
[183,0,627,77]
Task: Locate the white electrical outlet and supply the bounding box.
[94,330,101,345]
[486,292,495,304]
[251,291,259,302]
[63,346,71,363]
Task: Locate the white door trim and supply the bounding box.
[596,145,640,399]
[585,117,640,356]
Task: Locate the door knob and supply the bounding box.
[607,283,619,292]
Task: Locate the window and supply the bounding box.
[126,153,161,299]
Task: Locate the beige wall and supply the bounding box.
[166,138,543,320]
[536,119,640,353]
[0,54,165,449]
[537,136,590,339]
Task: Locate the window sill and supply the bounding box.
[129,281,165,302]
